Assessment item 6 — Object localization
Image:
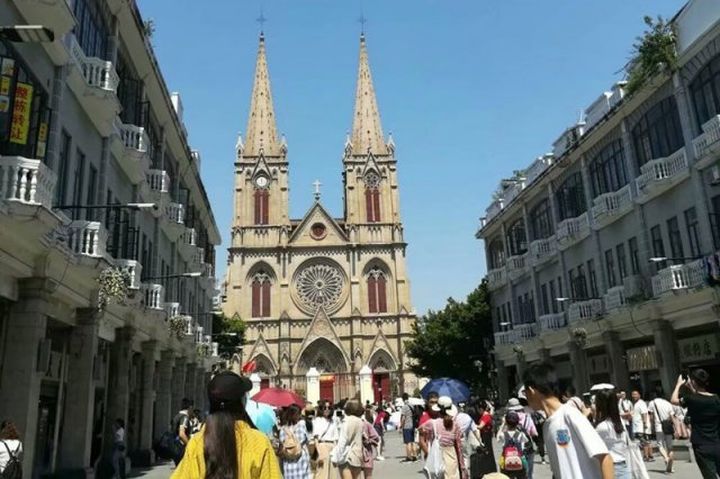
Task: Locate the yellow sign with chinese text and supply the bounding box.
[9,82,33,145]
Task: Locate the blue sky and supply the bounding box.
[137,0,684,314]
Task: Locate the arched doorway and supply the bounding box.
[369,349,397,403]
[252,354,276,390]
[296,338,350,403]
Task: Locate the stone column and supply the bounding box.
[305,369,320,405]
[568,340,590,393]
[136,341,157,465]
[516,356,527,386]
[653,320,680,396]
[603,331,630,392]
[104,327,134,457]
[171,360,187,413]
[0,278,52,475]
[538,347,552,363]
[58,308,100,470]
[496,359,510,403]
[154,350,174,441]
[185,363,197,405]
[359,365,373,405]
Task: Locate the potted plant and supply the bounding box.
[97,267,130,310]
[168,316,188,339]
[571,327,588,348]
[625,16,677,95]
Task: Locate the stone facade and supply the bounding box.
[223,34,417,401]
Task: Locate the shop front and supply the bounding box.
[588,353,611,386]
[626,344,662,397]
[678,332,720,392]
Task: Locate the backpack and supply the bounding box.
[500,431,526,472]
[0,441,21,479]
[532,410,546,427]
[172,411,189,438]
[281,426,303,461]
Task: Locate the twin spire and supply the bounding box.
[241,33,389,159]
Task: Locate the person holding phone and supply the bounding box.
[671,369,720,479]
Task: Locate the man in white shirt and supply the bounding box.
[617,391,633,436]
[648,394,675,472]
[631,389,652,461]
[522,363,613,479]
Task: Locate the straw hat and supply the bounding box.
[506,398,524,411]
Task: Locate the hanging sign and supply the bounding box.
[626,345,657,371]
[36,121,48,158]
[679,334,719,363]
[0,77,10,96]
[9,82,33,145]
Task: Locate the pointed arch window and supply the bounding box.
[367,267,387,313]
[364,172,381,223]
[254,189,269,225]
[251,271,271,317]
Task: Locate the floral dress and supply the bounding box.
[279,421,311,479]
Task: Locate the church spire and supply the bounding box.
[243,33,282,158]
[350,34,388,157]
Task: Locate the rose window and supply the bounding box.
[293,260,347,314]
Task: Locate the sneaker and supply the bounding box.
[376,456,385,461]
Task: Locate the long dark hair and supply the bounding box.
[0,420,19,440]
[594,389,624,435]
[281,405,301,426]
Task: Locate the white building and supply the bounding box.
[0,0,220,475]
[477,0,720,401]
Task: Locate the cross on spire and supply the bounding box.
[357,13,368,35]
[313,180,322,201]
[257,9,268,34]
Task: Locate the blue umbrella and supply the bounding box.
[420,378,471,403]
[246,399,277,436]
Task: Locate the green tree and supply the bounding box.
[212,312,246,359]
[405,281,494,394]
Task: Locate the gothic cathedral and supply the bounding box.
[222,32,417,402]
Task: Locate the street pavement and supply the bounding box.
[131,430,701,478]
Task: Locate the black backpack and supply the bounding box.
[0,441,21,479]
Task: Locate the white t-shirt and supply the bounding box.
[648,398,674,433]
[312,417,339,441]
[595,420,629,464]
[618,399,633,425]
[543,402,609,479]
[632,400,648,435]
[454,412,477,438]
[0,440,22,472]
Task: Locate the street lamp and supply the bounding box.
[0,25,54,43]
[54,203,157,211]
[143,272,202,281]
[648,256,702,263]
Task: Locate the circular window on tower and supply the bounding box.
[310,222,327,240]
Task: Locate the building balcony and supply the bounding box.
[529,236,557,267]
[494,330,515,346]
[591,184,634,229]
[179,227,197,260]
[11,0,75,65]
[525,154,554,186]
[651,259,705,296]
[142,283,165,311]
[184,316,195,336]
[539,313,567,332]
[503,180,526,205]
[66,220,107,258]
[692,115,720,169]
[193,247,205,268]
[66,35,120,136]
[0,156,56,209]
[568,299,603,324]
[211,342,219,357]
[556,212,590,250]
[635,148,689,204]
[506,253,529,281]
[487,267,507,291]
[161,201,185,241]
[603,286,627,311]
[165,301,181,318]
[111,120,151,185]
[514,323,538,342]
[115,259,142,290]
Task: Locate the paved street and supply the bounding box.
[131,431,701,478]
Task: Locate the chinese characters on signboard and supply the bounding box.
[9,82,33,145]
[679,334,719,363]
[626,345,658,371]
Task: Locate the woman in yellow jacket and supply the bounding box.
[172,371,282,479]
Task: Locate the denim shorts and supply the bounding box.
[403,428,415,444]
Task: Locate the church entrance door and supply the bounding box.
[320,375,335,403]
[373,373,390,403]
[260,378,270,389]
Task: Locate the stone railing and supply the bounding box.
[557,212,590,249]
[529,236,557,266]
[487,267,507,290]
[68,35,119,92]
[193,247,205,266]
[652,259,706,296]
[142,283,165,310]
[514,323,538,342]
[165,301,180,318]
[67,220,107,257]
[568,299,603,324]
[591,184,633,227]
[635,148,688,200]
[603,285,627,311]
[485,199,504,224]
[494,330,516,346]
[115,259,142,290]
[147,169,170,193]
[165,202,184,225]
[503,180,526,205]
[506,253,528,280]
[116,121,149,154]
[539,313,567,332]
[182,227,197,247]
[211,342,219,357]
[525,155,553,185]
[693,114,720,161]
[0,156,57,209]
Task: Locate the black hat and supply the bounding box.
[208,371,252,413]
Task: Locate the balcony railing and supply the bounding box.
[182,227,197,247]
[514,323,538,342]
[692,115,720,167]
[68,35,119,93]
[525,155,553,185]
[67,220,107,258]
[557,212,590,250]
[165,301,180,318]
[193,247,205,267]
[506,253,528,280]
[485,199,504,224]
[115,259,142,290]
[503,180,526,205]
[147,169,170,193]
[603,286,627,311]
[494,330,515,346]
[539,313,567,332]
[529,236,557,266]
[117,121,149,155]
[166,202,184,225]
[591,184,634,228]
[487,267,507,290]
[142,283,165,310]
[0,156,57,209]
[635,148,689,203]
[568,299,603,324]
[652,259,705,296]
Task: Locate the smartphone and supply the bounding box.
[335,410,343,418]
[682,369,689,381]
